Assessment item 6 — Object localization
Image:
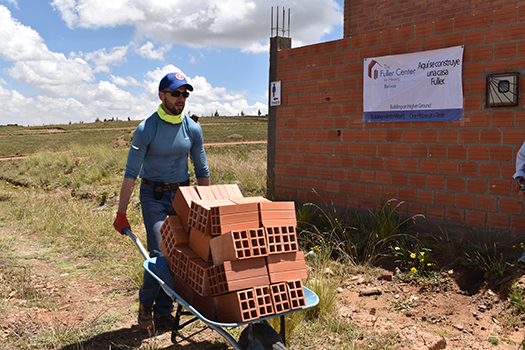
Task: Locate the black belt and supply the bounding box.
[141,178,190,190]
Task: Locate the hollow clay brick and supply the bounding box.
[195,186,218,200]
[160,238,175,275]
[254,285,275,317]
[221,184,244,199]
[173,245,201,281]
[196,184,244,200]
[270,282,291,314]
[215,288,259,323]
[209,230,251,264]
[171,274,217,321]
[232,197,268,225]
[229,196,270,204]
[266,251,308,284]
[259,201,297,228]
[210,185,226,200]
[191,290,217,321]
[265,225,298,254]
[207,257,269,296]
[171,273,192,303]
[187,258,213,296]
[172,186,201,233]
[188,199,233,236]
[287,280,306,310]
[249,227,269,258]
[209,228,268,265]
[210,201,260,235]
[188,228,213,262]
[160,215,190,250]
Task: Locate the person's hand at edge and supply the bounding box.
[516,177,525,190]
[113,212,131,234]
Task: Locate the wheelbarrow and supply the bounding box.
[124,228,320,350]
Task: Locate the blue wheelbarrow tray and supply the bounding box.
[143,255,320,349]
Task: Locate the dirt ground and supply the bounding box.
[2,243,525,350]
[338,264,525,350]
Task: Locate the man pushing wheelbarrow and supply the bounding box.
[112,71,210,330]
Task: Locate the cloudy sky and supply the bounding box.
[0,0,343,126]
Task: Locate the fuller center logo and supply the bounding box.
[367,59,382,80]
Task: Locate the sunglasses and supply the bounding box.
[162,90,190,98]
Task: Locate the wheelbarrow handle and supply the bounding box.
[122,228,150,261]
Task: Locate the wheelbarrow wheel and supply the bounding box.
[238,322,286,350]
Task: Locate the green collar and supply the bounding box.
[157,104,184,124]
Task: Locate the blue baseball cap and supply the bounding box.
[159,72,194,92]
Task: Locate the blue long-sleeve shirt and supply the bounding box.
[124,112,209,183]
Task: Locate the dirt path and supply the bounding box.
[0,141,267,161]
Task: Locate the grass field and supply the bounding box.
[0,116,267,157]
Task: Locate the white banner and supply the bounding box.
[363,46,464,122]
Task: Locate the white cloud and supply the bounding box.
[76,46,129,73]
[0,0,340,125]
[1,0,18,9]
[0,6,95,97]
[0,6,52,61]
[52,0,145,29]
[111,75,140,87]
[50,0,342,53]
[137,41,171,60]
[0,61,267,125]
[8,57,94,97]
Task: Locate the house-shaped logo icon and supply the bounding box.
[367,59,382,80]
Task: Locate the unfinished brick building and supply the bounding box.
[267,0,525,240]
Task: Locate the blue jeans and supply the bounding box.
[138,182,178,316]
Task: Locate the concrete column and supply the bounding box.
[267,36,291,200]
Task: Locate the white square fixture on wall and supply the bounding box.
[270,81,281,106]
[486,72,519,107]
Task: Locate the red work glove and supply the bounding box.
[113,212,131,235]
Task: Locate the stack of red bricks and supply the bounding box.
[159,184,308,323]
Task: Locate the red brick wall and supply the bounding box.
[273,4,525,233]
[344,0,524,37]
